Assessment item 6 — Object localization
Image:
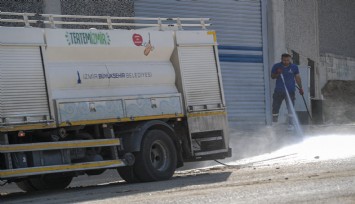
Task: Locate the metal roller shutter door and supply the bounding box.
[0,46,50,124]
[178,46,223,110]
[135,0,269,126]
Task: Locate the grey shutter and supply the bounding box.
[178,46,223,111]
[135,0,268,126]
[0,46,50,124]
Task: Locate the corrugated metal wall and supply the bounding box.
[135,0,269,126]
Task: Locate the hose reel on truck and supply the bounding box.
[0,12,231,192]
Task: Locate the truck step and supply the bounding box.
[0,160,124,179]
[0,138,120,153]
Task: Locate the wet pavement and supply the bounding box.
[1,124,355,203]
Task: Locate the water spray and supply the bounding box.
[280,74,303,137]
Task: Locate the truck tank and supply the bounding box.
[44,29,178,99]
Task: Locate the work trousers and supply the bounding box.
[272,91,295,124]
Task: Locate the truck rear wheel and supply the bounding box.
[16,175,72,192]
[134,129,177,182]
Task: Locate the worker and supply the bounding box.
[271,53,303,130]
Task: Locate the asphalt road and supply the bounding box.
[1,125,355,203]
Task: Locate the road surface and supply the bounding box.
[1,125,355,203]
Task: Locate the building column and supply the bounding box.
[267,0,287,123]
[267,0,287,67]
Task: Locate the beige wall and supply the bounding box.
[284,0,319,64]
[318,0,355,58]
[320,54,355,87]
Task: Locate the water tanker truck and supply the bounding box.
[0,12,230,191]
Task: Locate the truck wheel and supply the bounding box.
[15,179,37,192]
[117,166,141,183]
[16,175,72,192]
[134,129,177,182]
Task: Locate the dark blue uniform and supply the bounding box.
[271,62,299,123]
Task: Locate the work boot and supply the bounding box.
[287,125,295,131]
[272,114,278,123]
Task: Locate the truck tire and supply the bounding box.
[117,166,141,183]
[15,179,37,192]
[134,129,177,182]
[16,175,72,192]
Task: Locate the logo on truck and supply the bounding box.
[66,31,111,46]
[132,34,143,46]
[77,71,82,84]
[132,33,155,56]
[76,70,153,84]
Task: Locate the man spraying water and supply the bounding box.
[271,53,303,131]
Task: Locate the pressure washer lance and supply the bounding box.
[280,74,303,136]
[296,86,312,120]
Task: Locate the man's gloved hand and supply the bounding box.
[299,88,304,95]
[277,68,282,74]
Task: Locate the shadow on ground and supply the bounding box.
[0,170,232,203]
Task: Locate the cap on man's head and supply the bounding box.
[281,53,291,58]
